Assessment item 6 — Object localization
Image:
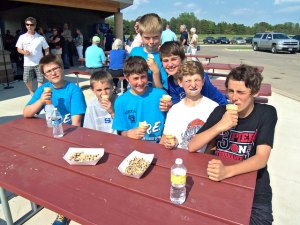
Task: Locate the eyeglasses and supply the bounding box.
[25,23,35,27]
[44,66,61,76]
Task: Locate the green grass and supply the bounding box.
[226,46,253,50]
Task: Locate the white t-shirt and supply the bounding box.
[83,98,116,134]
[163,96,218,152]
[16,32,49,66]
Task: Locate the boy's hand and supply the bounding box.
[100,98,113,114]
[216,110,238,132]
[207,159,228,181]
[41,91,52,104]
[159,98,172,112]
[146,58,159,74]
[127,127,147,139]
[163,135,177,150]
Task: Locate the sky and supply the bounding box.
[121,0,300,26]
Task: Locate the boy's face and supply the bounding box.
[141,32,161,53]
[161,54,182,76]
[227,79,257,115]
[126,72,148,95]
[91,81,112,100]
[178,74,204,98]
[43,62,64,85]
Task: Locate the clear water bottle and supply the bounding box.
[51,108,64,138]
[170,158,187,204]
[45,100,55,128]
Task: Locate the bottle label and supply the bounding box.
[52,118,62,126]
[171,175,186,185]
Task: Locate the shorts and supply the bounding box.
[250,202,273,225]
[23,65,43,83]
[51,48,62,55]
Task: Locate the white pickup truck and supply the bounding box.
[252,32,299,54]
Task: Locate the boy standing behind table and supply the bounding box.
[112,56,167,143]
[83,71,117,134]
[160,61,218,151]
[130,13,168,90]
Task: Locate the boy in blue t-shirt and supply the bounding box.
[130,13,168,90]
[112,56,167,143]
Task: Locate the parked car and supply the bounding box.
[231,37,246,44]
[216,36,230,44]
[203,36,216,44]
[292,35,300,52]
[245,37,253,44]
[252,32,299,54]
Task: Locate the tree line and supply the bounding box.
[106,12,300,35]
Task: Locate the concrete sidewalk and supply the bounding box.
[1,75,300,224]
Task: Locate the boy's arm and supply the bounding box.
[71,114,83,126]
[146,59,163,89]
[207,145,271,181]
[23,91,51,117]
[121,128,146,139]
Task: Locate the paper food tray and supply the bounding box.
[63,147,105,165]
[118,150,154,179]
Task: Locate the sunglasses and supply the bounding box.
[25,23,35,27]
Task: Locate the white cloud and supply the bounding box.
[174,2,182,6]
[127,0,149,10]
[186,3,196,8]
[231,8,255,16]
[277,5,300,12]
[274,0,300,4]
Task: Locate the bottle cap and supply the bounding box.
[175,158,183,164]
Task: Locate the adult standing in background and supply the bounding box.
[49,27,62,59]
[94,26,105,49]
[161,24,177,45]
[188,27,199,57]
[74,28,84,60]
[16,17,49,95]
[179,24,189,53]
[104,27,115,51]
[61,23,73,68]
[85,36,106,75]
[125,16,143,54]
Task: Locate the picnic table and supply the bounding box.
[185,54,218,62]
[0,118,257,225]
[203,63,264,75]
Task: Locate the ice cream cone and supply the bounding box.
[165,134,175,145]
[148,54,154,60]
[226,104,238,111]
[101,95,109,100]
[139,121,148,131]
[162,94,172,102]
[44,87,52,93]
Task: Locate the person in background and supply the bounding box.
[61,23,73,69]
[159,41,228,107]
[104,27,115,51]
[188,27,198,56]
[85,36,106,75]
[125,16,143,54]
[160,61,218,151]
[161,24,177,45]
[84,71,117,133]
[130,13,168,90]
[112,56,166,143]
[16,17,49,95]
[74,28,83,60]
[179,24,189,53]
[4,29,14,51]
[188,65,277,225]
[49,27,62,59]
[126,34,134,46]
[108,38,127,93]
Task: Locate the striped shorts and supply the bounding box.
[23,65,43,83]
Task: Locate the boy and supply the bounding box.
[130,13,168,90]
[159,41,228,107]
[160,61,218,151]
[23,54,86,126]
[112,56,166,143]
[189,65,277,224]
[23,54,86,225]
[83,71,117,134]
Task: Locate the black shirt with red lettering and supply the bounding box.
[198,103,277,205]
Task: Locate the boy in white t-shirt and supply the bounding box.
[83,71,117,134]
[160,61,218,152]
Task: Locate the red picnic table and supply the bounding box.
[203,62,264,75]
[0,118,257,225]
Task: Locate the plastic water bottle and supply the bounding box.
[44,100,55,127]
[51,108,64,138]
[170,158,187,204]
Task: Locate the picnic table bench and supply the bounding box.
[0,118,257,225]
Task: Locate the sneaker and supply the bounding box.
[52,214,70,225]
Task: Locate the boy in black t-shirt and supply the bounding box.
[189,64,277,225]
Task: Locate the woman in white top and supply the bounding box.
[188,27,198,56]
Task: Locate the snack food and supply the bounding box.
[124,157,151,176]
[44,87,52,93]
[139,121,148,130]
[165,134,175,145]
[101,95,109,100]
[162,94,172,102]
[69,152,100,162]
[226,104,238,111]
[148,53,154,59]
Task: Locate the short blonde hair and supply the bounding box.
[112,39,123,50]
[190,27,196,34]
[139,13,162,35]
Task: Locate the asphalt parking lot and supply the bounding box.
[199,45,300,101]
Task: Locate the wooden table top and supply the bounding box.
[204,63,264,73]
[0,118,257,225]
